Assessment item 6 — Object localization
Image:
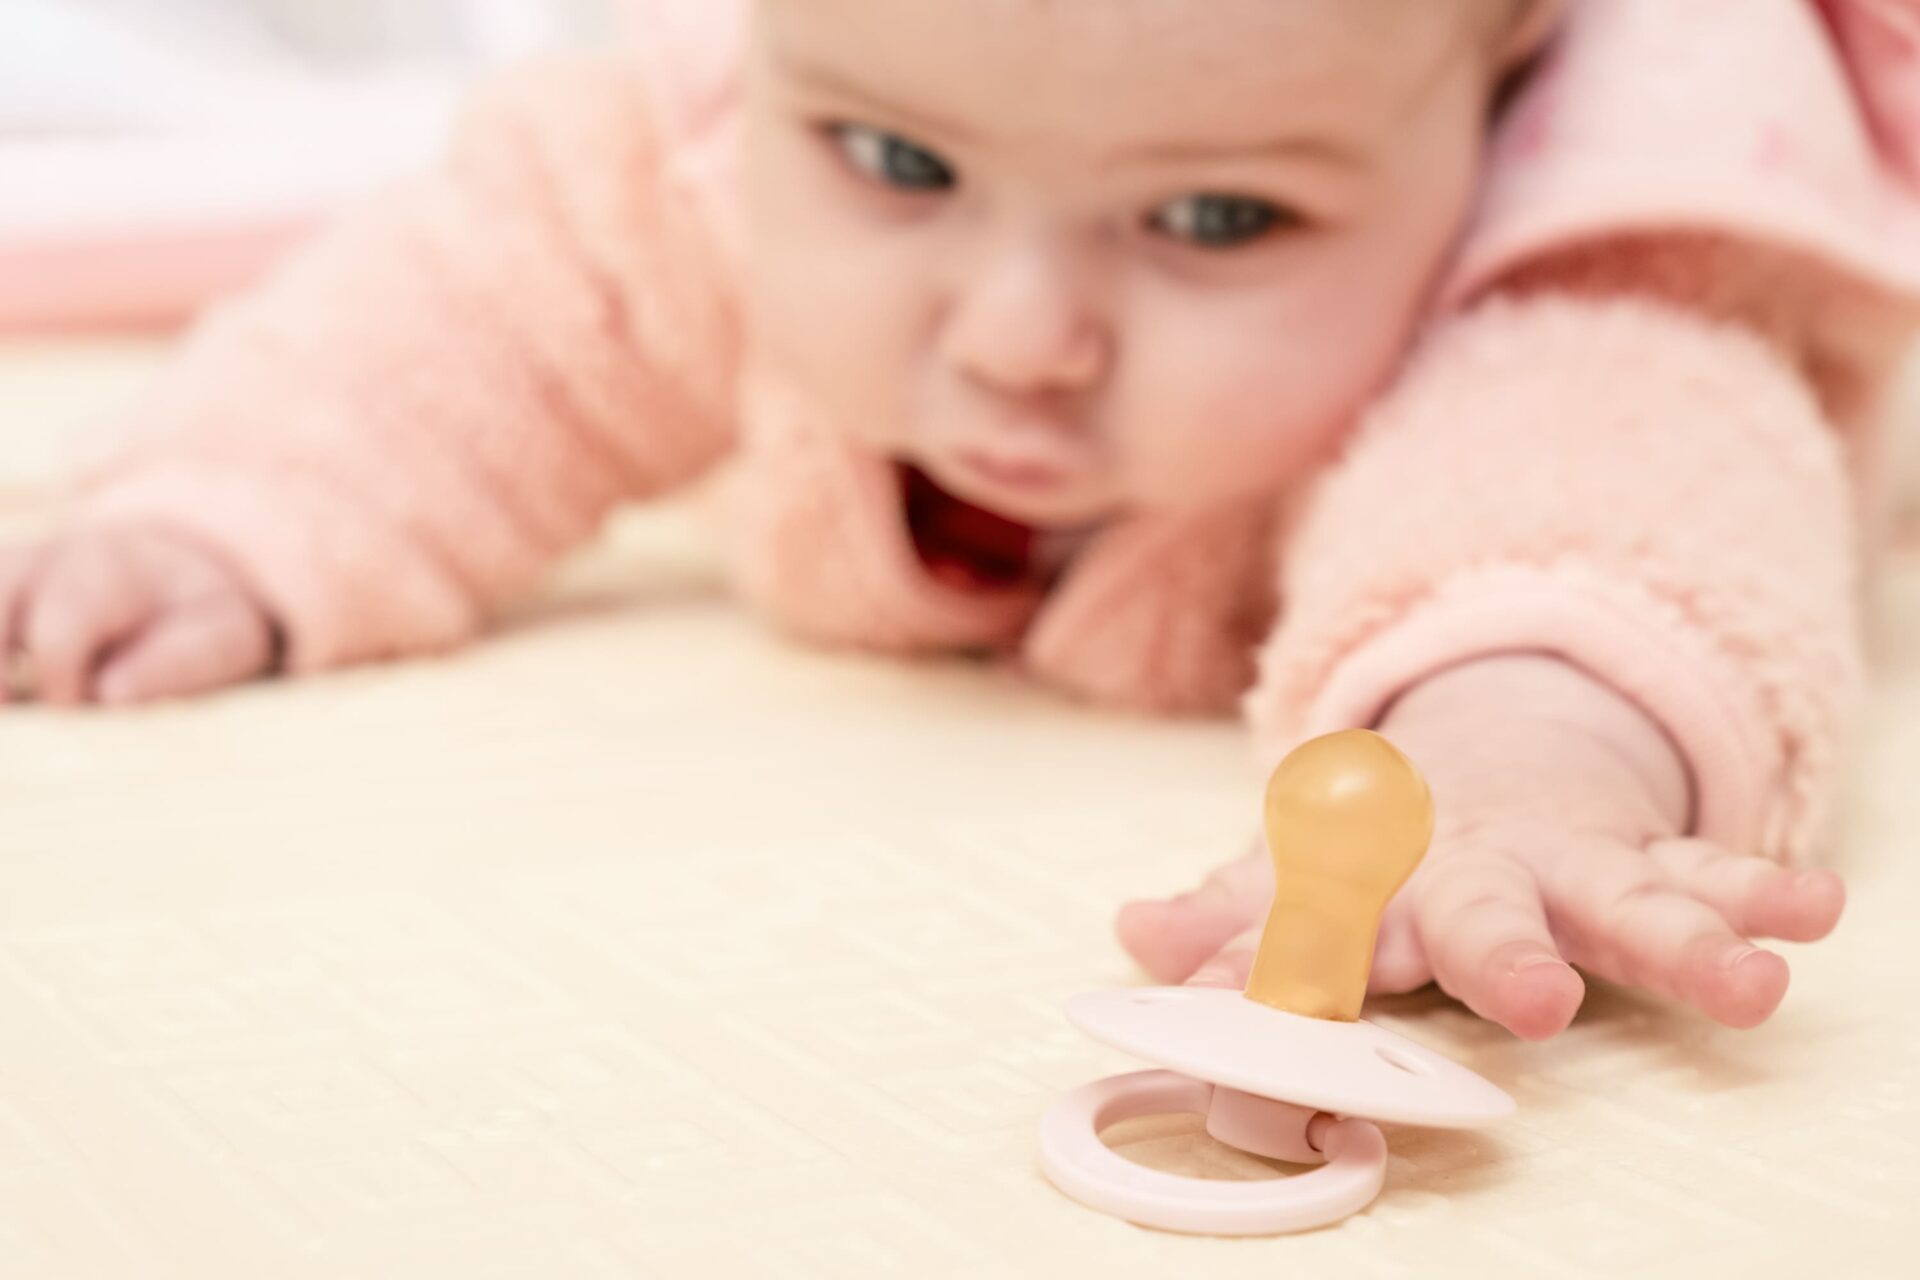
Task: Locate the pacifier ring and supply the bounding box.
[1038,1069,1389,1236]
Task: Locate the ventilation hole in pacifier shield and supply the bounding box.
[1376,1045,1432,1076]
[1098,1114,1314,1180]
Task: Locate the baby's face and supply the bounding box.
[744,0,1510,527]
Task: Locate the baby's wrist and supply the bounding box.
[1375,654,1694,843]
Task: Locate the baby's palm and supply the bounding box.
[1,527,277,707]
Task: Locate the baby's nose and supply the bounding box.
[941,245,1110,398]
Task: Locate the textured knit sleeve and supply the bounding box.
[75,54,744,673]
[1244,280,1870,864]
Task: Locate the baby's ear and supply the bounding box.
[1497,0,1566,71]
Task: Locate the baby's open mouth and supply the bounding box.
[899,464,1039,592]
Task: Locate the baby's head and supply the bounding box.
[743,0,1547,527]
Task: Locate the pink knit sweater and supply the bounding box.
[77,0,1920,862]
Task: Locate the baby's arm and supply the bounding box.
[1,55,740,705]
[1120,266,1867,1035]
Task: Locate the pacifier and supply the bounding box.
[1039,729,1515,1236]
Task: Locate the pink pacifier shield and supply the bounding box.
[1068,987,1514,1127]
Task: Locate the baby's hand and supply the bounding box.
[1116,657,1846,1039]
[0,527,278,707]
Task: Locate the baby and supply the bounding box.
[5,0,1917,1039]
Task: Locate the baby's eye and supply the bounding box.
[831,124,957,192]
[1149,194,1295,249]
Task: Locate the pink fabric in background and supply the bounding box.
[0,224,311,336]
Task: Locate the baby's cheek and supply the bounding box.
[1114,308,1391,507]
[747,237,922,448]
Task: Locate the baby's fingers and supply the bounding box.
[1646,838,1845,943]
[0,544,42,702]
[1544,837,1788,1029]
[1115,841,1272,984]
[22,540,155,705]
[93,595,275,705]
[1410,850,1583,1040]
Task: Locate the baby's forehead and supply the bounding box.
[757,0,1489,67]
[757,0,1490,149]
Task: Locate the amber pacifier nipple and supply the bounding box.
[1244,730,1435,1021]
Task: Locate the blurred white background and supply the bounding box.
[0,0,625,331]
[1,0,618,132]
[160,0,615,61]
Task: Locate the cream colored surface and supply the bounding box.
[1,339,1916,1278]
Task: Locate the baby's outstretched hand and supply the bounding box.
[1116,657,1846,1039]
[0,527,278,707]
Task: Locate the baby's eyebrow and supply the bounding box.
[774,53,982,147]
[774,49,1363,172]
[1107,132,1364,171]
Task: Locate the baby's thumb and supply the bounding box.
[1115,844,1271,984]
[95,596,275,705]
[1183,908,1430,998]
[1184,927,1261,990]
